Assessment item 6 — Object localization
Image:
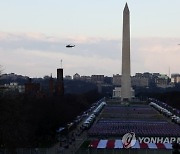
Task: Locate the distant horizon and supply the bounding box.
[1,71,179,78]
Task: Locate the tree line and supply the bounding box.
[0,90,102,148]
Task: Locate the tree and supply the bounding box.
[0,65,2,76]
[0,65,4,94]
[0,65,3,73]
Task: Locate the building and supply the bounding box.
[4,82,25,93]
[155,74,170,88]
[56,68,64,96]
[64,75,72,80]
[73,73,81,80]
[112,74,121,86]
[91,75,104,84]
[80,76,91,82]
[153,73,160,77]
[113,87,121,98]
[135,73,143,78]
[49,76,54,96]
[25,78,40,95]
[171,74,180,83]
[143,72,152,78]
[131,76,149,87]
[104,76,112,84]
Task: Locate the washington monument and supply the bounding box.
[121,3,132,101]
[112,3,134,100]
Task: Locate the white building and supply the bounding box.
[171,74,180,83]
[112,87,121,98]
[4,82,25,93]
[113,87,134,99]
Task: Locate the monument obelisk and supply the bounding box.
[121,3,132,101]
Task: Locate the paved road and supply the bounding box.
[50,99,106,154]
[52,121,88,154]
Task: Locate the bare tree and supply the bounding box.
[0,65,3,85]
[0,65,2,75]
[0,65,4,75]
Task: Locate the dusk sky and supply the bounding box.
[0,0,180,77]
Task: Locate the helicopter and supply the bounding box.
[66,44,75,48]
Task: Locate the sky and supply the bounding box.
[0,0,180,77]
